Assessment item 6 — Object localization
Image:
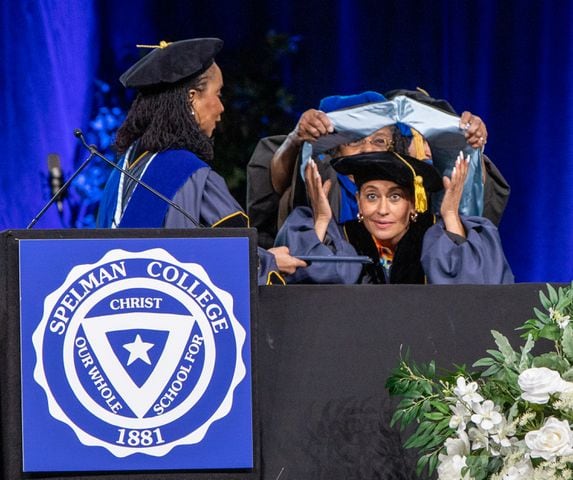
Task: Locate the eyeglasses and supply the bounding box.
[344,135,393,149]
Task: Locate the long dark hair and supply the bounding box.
[115,68,214,161]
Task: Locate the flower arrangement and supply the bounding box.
[386,282,573,480]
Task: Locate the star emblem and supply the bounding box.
[123,334,154,366]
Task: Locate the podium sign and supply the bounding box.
[16,233,254,474]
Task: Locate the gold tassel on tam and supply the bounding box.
[413,175,428,213]
[392,152,429,213]
[411,130,426,160]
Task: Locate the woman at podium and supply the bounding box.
[96,38,305,285]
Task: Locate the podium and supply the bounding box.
[0,228,260,480]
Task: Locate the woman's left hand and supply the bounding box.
[441,151,469,238]
[459,111,488,149]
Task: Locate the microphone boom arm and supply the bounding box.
[73,129,203,228]
[27,152,96,229]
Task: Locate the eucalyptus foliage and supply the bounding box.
[386,282,573,480]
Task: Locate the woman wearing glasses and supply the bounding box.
[248,90,503,251]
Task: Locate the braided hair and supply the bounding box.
[115,68,214,161]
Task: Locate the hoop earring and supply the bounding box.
[357,212,364,223]
[409,212,418,223]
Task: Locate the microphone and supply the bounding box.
[47,154,65,213]
[28,150,96,229]
[73,129,203,228]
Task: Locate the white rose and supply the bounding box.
[518,367,568,404]
[560,381,573,394]
[525,416,573,460]
[437,454,471,480]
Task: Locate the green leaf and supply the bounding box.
[507,401,519,422]
[428,452,439,475]
[413,420,435,436]
[480,364,501,377]
[404,433,430,449]
[547,283,559,304]
[415,455,428,477]
[539,323,561,341]
[532,352,570,372]
[390,409,406,428]
[562,367,573,381]
[563,326,573,362]
[521,318,544,329]
[434,418,452,434]
[488,456,504,475]
[402,408,417,427]
[424,412,444,421]
[533,307,550,323]
[424,432,450,450]
[430,401,451,415]
[486,349,505,362]
[540,290,551,309]
[473,357,496,368]
[466,453,491,480]
[491,331,518,366]
[519,334,535,370]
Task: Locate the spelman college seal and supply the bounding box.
[32,248,247,458]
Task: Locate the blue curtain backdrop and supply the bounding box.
[0,0,98,229]
[1,0,572,281]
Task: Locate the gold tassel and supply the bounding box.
[413,175,428,213]
[411,129,426,160]
[392,152,429,214]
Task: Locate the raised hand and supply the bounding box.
[441,151,470,238]
[305,158,332,242]
[270,109,334,194]
[459,111,488,149]
[291,109,334,145]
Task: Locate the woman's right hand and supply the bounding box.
[292,109,334,145]
[271,109,333,195]
[267,246,307,275]
[305,159,332,242]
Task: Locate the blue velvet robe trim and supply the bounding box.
[98,149,207,228]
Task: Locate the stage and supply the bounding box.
[257,283,545,480]
[0,242,548,479]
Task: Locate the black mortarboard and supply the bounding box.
[120,38,224,88]
[331,151,443,213]
[384,88,457,115]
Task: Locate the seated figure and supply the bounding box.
[275,150,514,284]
